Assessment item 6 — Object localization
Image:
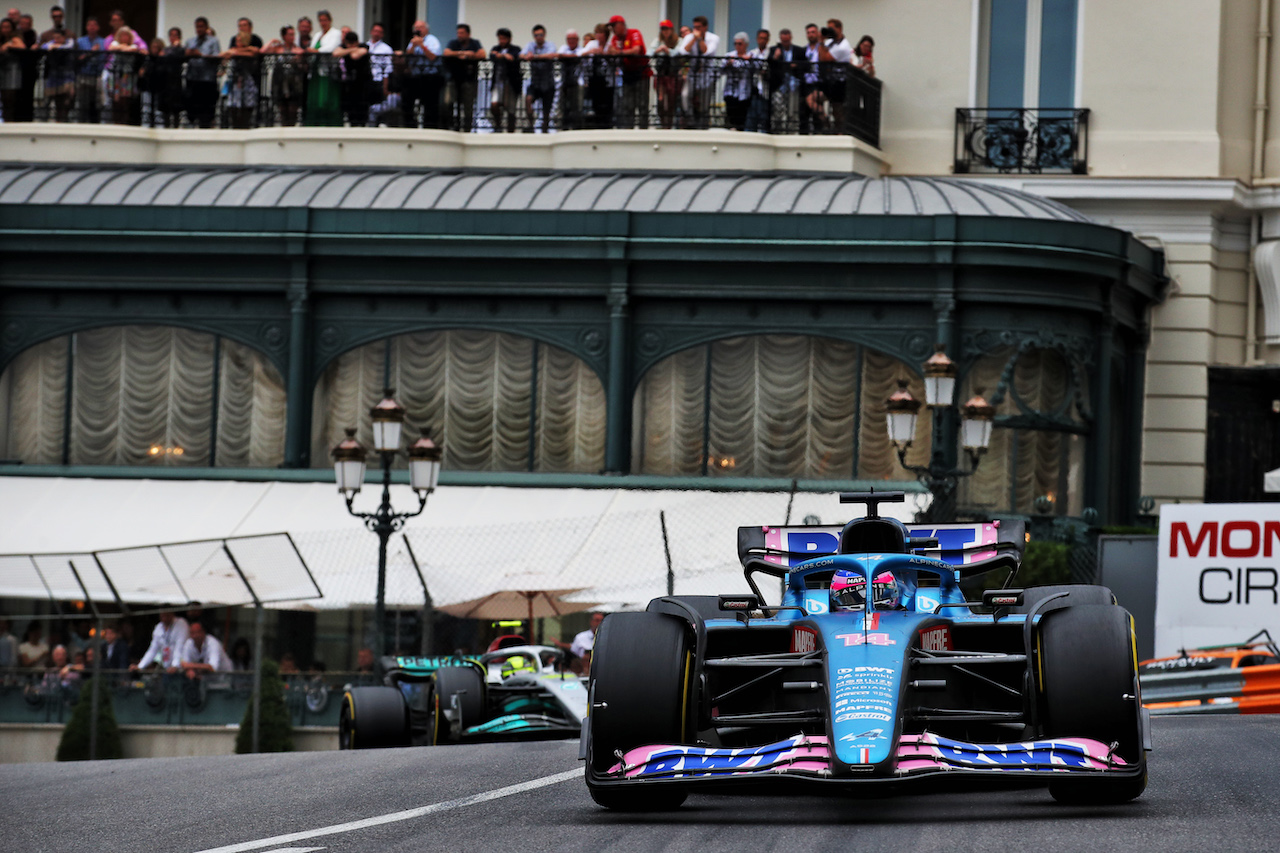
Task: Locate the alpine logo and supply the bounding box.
[918,625,952,652]
[791,626,818,654]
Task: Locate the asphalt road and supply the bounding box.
[1,716,1276,853]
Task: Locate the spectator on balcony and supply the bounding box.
[146,27,185,127]
[0,16,32,122]
[132,609,188,673]
[722,32,752,131]
[580,23,612,130]
[179,621,232,681]
[333,29,370,125]
[607,14,647,129]
[402,19,442,129]
[305,9,343,127]
[297,16,314,50]
[0,618,17,668]
[39,26,74,122]
[102,623,130,671]
[103,10,141,51]
[107,27,142,126]
[18,623,48,668]
[678,15,718,129]
[744,28,771,133]
[650,19,680,129]
[46,643,80,689]
[75,16,105,124]
[487,27,520,133]
[279,652,300,675]
[853,34,875,78]
[16,11,33,46]
[264,25,306,126]
[557,29,581,130]
[222,17,263,129]
[823,18,852,133]
[443,22,482,131]
[355,646,375,673]
[801,23,831,135]
[230,637,252,671]
[522,24,556,134]
[183,16,221,128]
[38,4,66,44]
[364,21,394,125]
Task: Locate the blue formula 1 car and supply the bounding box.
[582,491,1151,810]
[340,645,588,749]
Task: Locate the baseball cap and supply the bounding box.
[659,19,673,28]
[609,15,626,24]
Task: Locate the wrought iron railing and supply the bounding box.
[0,50,882,146]
[954,107,1089,174]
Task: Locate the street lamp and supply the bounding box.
[884,346,994,522]
[332,390,442,658]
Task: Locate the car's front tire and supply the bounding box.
[339,686,409,750]
[1037,603,1147,804]
[430,665,486,745]
[585,611,692,811]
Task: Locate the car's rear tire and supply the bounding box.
[585,612,692,811]
[339,686,409,750]
[1010,584,1115,614]
[1037,604,1146,804]
[430,665,485,745]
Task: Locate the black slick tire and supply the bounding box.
[1011,584,1115,614]
[430,665,485,745]
[585,611,691,811]
[339,686,409,750]
[1038,603,1147,804]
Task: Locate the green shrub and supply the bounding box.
[56,678,124,761]
[1101,525,1157,536]
[235,659,294,754]
[1017,541,1072,587]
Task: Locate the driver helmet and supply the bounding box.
[500,653,537,679]
[830,569,901,611]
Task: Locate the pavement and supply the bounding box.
[0,715,1276,852]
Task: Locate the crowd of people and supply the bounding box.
[0,6,878,135]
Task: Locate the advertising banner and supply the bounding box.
[1155,503,1280,656]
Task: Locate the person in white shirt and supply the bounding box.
[364,22,396,126]
[579,23,612,129]
[557,29,582,129]
[521,24,557,133]
[556,611,603,673]
[132,611,189,672]
[823,18,853,131]
[678,14,719,128]
[403,20,443,128]
[179,621,232,679]
[723,32,753,130]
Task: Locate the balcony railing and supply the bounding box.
[0,50,882,146]
[954,108,1089,174]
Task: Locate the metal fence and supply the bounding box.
[953,107,1090,174]
[0,51,882,144]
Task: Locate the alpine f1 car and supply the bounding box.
[582,491,1151,810]
[340,645,588,749]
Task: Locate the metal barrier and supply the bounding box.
[1141,664,1280,716]
[0,51,882,145]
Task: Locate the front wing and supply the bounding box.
[598,733,1134,784]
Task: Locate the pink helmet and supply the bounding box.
[830,569,900,610]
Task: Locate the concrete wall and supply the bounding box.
[0,724,337,764]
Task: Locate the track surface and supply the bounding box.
[1,716,1275,852]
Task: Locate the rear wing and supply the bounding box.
[736,520,1026,569]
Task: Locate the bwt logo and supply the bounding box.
[1171,521,1280,558]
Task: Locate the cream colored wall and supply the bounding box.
[461,0,664,48]
[159,1,362,44]
[1216,0,1259,181]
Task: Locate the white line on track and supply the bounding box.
[191,768,581,853]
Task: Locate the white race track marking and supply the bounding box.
[192,769,581,853]
[258,848,326,852]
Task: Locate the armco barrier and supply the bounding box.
[1141,664,1280,715]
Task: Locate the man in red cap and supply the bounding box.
[606,14,648,128]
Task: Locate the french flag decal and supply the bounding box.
[858,748,870,764]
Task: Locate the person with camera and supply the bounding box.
[402,20,443,128]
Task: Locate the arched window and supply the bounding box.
[0,327,286,467]
[311,330,606,473]
[957,345,1089,516]
[631,335,932,479]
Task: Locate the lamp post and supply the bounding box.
[332,390,443,658]
[885,345,994,523]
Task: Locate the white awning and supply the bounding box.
[0,476,927,611]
